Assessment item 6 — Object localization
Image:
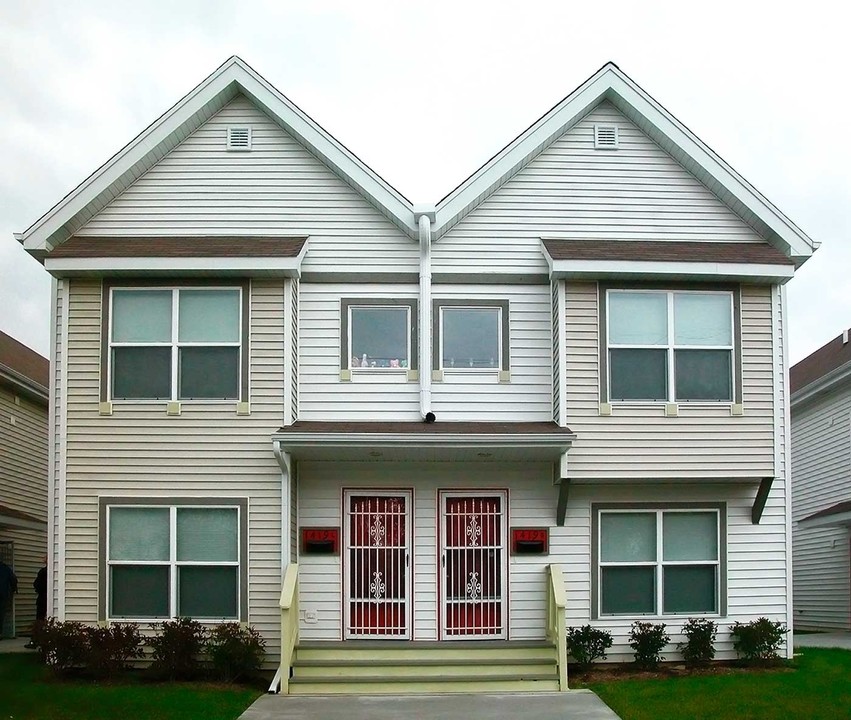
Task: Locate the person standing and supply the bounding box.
[25,556,47,649]
[0,559,18,639]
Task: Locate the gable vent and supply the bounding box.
[227,126,252,151]
[594,124,619,149]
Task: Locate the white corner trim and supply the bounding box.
[46,276,58,618]
[780,284,795,658]
[58,279,69,620]
[283,281,294,426]
[557,280,568,426]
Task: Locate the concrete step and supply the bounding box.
[293,657,557,679]
[295,641,557,663]
[288,675,561,695]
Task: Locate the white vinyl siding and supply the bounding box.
[434,101,766,274]
[59,278,286,660]
[791,383,851,630]
[77,95,417,274]
[564,282,775,479]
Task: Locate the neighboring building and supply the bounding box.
[790,329,851,631]
[0,331,49,638]
[16,58,815,691]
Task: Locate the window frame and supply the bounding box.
[99,497,248,623]
[340,298,419,373]
[591,502,727,620]
[600,284,741,405]
[102,280,249,403]
[433,299,510,373]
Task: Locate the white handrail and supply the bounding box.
[546,563,568,691]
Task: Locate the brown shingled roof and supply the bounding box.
[801,500,851,523]
[49,236,307,258]
[542,239,792,265]
[277,421,573,435]
[0,331,49,394]
[790,329,851,394]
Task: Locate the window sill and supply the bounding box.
[600,401,742,417]
[101,400,248,416]
[433,369,510,384]
[341,368,416,383]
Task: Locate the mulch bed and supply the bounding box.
[571,661,793,684]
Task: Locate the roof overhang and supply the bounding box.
[272,421,575,462]
[0,366,48,404]
[0,505,47,532]
[799,501,851,528]
[791,360,851,409]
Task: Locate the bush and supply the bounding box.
[149,617,208,680]
[32,618,89,675]
[84,623,144,678]
[629,621,670,670]
[566,625,613,671]
[207,624,266,682]
[731,617,788,664]
[679,617,717,667]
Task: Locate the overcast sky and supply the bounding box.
[1,1,848,364]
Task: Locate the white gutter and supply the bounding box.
[415,207,435,420]
[273,431,575,450]
[272,440,291,574]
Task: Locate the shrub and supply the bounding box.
[149,617,208,680]
[84,623,144,678]
[32,618,88,675]
[679,617,717,668]
[731,617,788,664]
[566,625,613,671]
[629,621,670,670]
[207,623,266,682]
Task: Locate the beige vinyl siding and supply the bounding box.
[430,284,552,421]
[434,101,765,274]
[61,278,286,659]
[77,95,417,274]
[298,283,421,421]
[791,383,851,630]
[0,385,48,634]
[564,282,775,479]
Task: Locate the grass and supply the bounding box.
[586,648,851,720]
[0,652,262,720]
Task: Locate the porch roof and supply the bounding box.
[272,421,575,462]
[799,500,851,528]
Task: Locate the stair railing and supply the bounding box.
[546,563,568,691]
[273,563,299,694]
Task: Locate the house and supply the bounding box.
[16,57,815,692]
[790,329,851,631]
[0,331,49,638]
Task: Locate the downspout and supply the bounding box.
[272,440,291,574]
[415,207,435,420]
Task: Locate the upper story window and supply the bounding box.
[109,286,244,401]
[433,299,510,373]
[606,289,735,402]
[341,299,418,372]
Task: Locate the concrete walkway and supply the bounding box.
[794,631,851,650]
[240,690,621,720]
[0,637,34,654]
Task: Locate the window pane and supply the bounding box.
[178,566,238,618]
[609,349,667,400]
[664,566,716,614]
[442,308,500,368]
[601,513,656,562]
[111,565,169,618]
[675,350,732,401]
[178,347,239,399]
[177,508,238,562]
[178,290,240,343]
[109,507,170,561]
[664,512,718,561]
[350,307,408,368]
[609,293,667,345]
[601,566,655,614]
[674,294,732,346]
[112,347,172,399]
[112,290,172,342]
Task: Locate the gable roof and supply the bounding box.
[19,57,418,258]
[0,331,49,402]
[790,328,851,404]
[434,63,816,265]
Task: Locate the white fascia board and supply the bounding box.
[0,367,49,403]
[546,258,794,284]
[44,255,305,277]
[790,361,851,409]
[274,432,575,450]
[604,73,815,260]
[798,511,851,529]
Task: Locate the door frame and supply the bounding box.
[342,489,413,640]
[438,490,509,640]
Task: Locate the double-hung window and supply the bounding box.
[109,286,243,400]
[606,290,735,402]
[595,506,723,617]
[434,299,509,373]
[103,500,246,621]
[341,299,417,371]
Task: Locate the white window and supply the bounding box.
[106,504,242,620]
[109,287,242,400]
[607,290,734,402]
[346,304,412,370]
[439,306,501,370]
[597,509,721,616]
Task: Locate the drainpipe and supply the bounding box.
[414,206,435,420]
[272,439,291,575]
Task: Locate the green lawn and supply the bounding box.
[0,652,262,720]
[587,648,851,720]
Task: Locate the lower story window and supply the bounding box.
[596,507,722,617]
[105,501,245,621]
